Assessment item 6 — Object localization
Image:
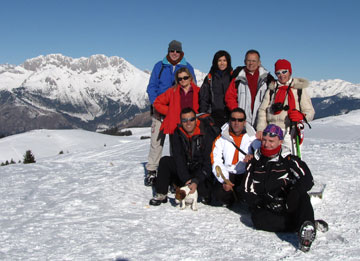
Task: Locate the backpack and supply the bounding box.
[233,67,274,90]
[158,64,165,79]
[207,66,243,87]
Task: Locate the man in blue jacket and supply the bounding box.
[145,40,196,186]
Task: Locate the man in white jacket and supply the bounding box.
[210,108,259,207]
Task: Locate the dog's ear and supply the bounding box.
[175,188,186,200]
[179,190,186,200]
[175,187,182,200]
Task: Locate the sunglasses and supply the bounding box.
[230,117,246,122]
[275,70,289,76]
[178,76,190,81]
[169,50,181,54]
[263,131,280,138]
[181,117,196,123]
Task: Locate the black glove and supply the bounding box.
[264,193,285,213]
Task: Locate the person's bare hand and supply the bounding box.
[244,154,254,163]
[188,182,197,194]
[223,181,234,192]
[256,131,263,140]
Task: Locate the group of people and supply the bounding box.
[144,40,318,252]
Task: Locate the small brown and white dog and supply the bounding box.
[175,185,198,211]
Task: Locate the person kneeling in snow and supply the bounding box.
[210,107,259,208]
[149,107,216,206]
[241,124,316,252]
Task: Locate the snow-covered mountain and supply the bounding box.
[0,54,149,108]
[0,54,152,135]
[1,53,359,136]
[308,79,360,99]
[1,111,360,260]
[308,79,360,119]
[0,54,207,136]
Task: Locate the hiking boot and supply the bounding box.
[149,193,168,206]
[298,221,316,252]
[144,170,157,187]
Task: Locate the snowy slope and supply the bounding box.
[0,110,360,259]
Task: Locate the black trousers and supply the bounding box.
[155,156,212,198]
[214,173,244,205]
[251,192,315,232]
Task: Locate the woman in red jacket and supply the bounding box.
[154,67,200,135]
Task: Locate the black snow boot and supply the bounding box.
[149,193,167,206]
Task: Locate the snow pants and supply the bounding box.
[146,115,165,172]
[155,156,212,198]
[251,192,314,232]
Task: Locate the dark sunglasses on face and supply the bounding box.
[181,117,196,123]
[263,131,280,138]
[230,117,245,122]
[169,50,181,54]
[275,70,289,76]
[178,76,190,81]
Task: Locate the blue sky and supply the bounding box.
[1,0,359,83]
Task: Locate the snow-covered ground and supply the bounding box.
[1,111,360,260]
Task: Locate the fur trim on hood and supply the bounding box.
[268,77,309,90]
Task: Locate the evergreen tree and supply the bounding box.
[23,150,36,164]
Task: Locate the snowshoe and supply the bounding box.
[298,221,316,252]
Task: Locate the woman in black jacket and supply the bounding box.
[199,50,233,128]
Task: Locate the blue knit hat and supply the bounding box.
[263,124,284,140]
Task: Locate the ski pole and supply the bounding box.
[296,134,301,159]
[290,122,296,156]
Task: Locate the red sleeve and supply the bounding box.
[154,89,171,115]
[225,78,238,111]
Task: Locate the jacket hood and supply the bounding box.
[178,119,202,138]
[162,56,188,66]
[235,66,269,82]
[268,77,309,90]
[220,123,247,143]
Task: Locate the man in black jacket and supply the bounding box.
[149,107,216,206]
[241,124,316,252]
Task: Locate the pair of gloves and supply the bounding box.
[263,188,300,214]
